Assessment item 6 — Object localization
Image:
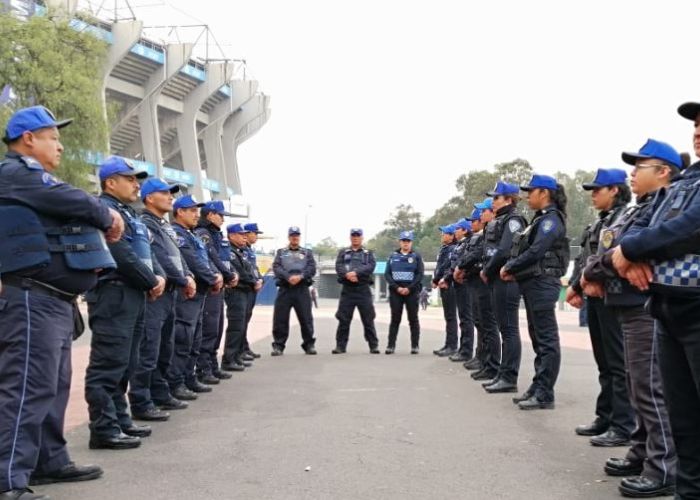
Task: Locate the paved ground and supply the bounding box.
[35,300,671,500]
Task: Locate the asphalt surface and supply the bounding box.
[35,302,671,500]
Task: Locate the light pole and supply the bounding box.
[303,204,312,248]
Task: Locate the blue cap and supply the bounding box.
[455,218,471,231]
[201,200,233,217]
[678,102,700,121]
[99,156,148,181]
[621,139,683,170]
[582,168,628,190]
[350,228,363,236]
[469,208,482,221]
[474,197,494,211]
[3,106,72,143]
[173,194,204,211]
[288,226,301,236]
[399,230,414,241]
[227,223,247,234]
[486,181,520,197]
[140,177,179,200]
[521,174,558,191]
[439,224,456,235]
[244,223,263,234]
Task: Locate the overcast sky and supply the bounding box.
[88,0,700,250]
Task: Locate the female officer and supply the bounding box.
[384,231,425,354]
[481,181,527,394]
[501,175,569,410]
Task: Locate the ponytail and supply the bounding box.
[550,183,568,216]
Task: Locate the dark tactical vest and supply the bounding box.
[510,208,569,281]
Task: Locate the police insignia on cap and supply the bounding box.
[601,229,614,249]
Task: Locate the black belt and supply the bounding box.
[2,275,78,303]
[99,279,126,287]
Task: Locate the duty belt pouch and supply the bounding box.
[72,299,85,340]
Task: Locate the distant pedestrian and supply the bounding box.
[419,287,430,310]
[310,286,319,309]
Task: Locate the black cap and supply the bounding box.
[678,102,700,121]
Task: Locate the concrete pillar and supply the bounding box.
[139,43,194,177]
[176,61,232,200]
[219,93,268,196]
[202,80,258,198]
[102,20,143,152]
[235,108,271,144]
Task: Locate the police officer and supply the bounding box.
[468,199,502,381]
[128,178,195,422]
[222,224,260,370]
[502,174,569,410]
[447,219,475,362]
[333,228,380,354]
[271,226,317,355]
[567,168,635,446]
[611,105,700,499]
[195,201,238,384]
[481,181,528,394]
[167,195,223,399]
[85,156,166,450]
[0,106,117,498]
[241,223,264,360]
[384,230,425,354]
[455,208,493,373]
[432,224,458,357]
[584,140,680,498]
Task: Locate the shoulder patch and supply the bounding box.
[176,235,187,248]
[541,219,555,234]
[41,172,60,186]
[508,219,523,232]
[199,232,211,245]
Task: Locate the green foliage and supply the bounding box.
[0,11,109,189]
[313,236,340,258]
[370,159,598,262]
[367,204,423,260]
[555,169,597,243]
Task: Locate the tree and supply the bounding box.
[555,170,597,242]
[313,236,339,259]
[0,11,109,190]
[383,204,422,233]
[367,204,424,260]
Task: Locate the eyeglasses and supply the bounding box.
[633,163,665,170]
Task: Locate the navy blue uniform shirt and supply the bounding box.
[141,210,191,287]
[273,246,317,285]
[335,247,376,286]
[0,152,112,293]
[504,204,566,276]
[433,242,455,285]
[385,249,424,292]
[195,221,236,283]
[99,193,162,291]
[621,164,700,262]
[172,222,218,287]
